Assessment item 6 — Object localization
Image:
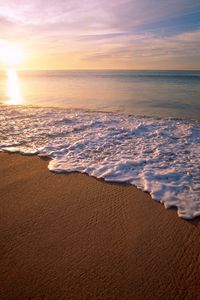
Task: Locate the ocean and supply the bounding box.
[0,70,200,120]
[0,70,200,219]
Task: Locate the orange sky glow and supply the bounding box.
[0,1,199,70]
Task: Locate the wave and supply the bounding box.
[0,105,200,219]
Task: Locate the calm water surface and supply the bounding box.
[0,70,200,120]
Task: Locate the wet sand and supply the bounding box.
[0,153,199,300]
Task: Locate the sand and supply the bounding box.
[0,153,199,300]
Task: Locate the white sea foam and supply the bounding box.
[0,105,200,219]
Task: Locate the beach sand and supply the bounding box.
[0,153,199,300]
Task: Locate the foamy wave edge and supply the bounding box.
[1,105,200,219]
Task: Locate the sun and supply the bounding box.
[0,44,24,66]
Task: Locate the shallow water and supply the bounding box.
[0,70,200,219]
[0,105,200,219]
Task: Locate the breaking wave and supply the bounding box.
[0,105,200,219]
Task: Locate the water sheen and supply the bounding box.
[0,70,200,120]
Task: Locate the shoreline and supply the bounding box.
[1,103,200,123]
[0,153,200,299]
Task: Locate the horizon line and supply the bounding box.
[0,68,200,72]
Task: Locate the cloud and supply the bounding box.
[80,29,200,67]
[0,0,199,69]
[1,0,199,30]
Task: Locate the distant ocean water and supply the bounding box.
[0,70,200,120]
[0,70,200,219]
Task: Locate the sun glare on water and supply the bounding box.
[6,69,22,105]
[0,44,24,105]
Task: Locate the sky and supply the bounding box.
[0,0,200,70]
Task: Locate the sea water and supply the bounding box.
[0,70,200,120]
[0,70,199,219]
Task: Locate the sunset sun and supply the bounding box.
[0,45,24,66]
